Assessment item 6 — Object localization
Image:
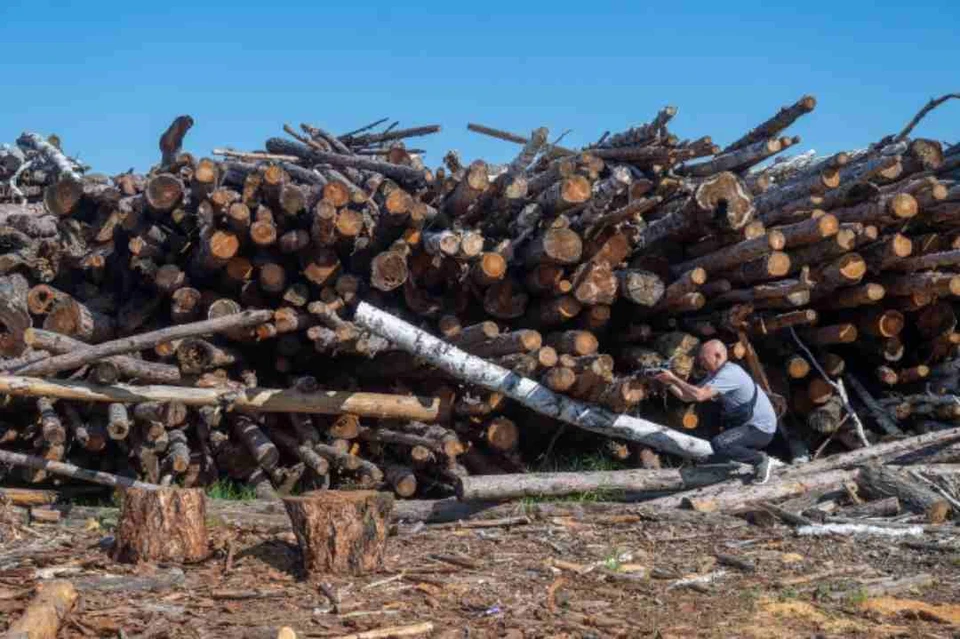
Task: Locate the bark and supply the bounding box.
[814,283,885,309]
[831,193,918,227]
[799,324,858,345]
[844,374,902,435]
[113,487,209,563]
[523,228,583,266]
[282,490,393,576]
[723,95,816,152]
[840,496,900,518]
[0,447,158,490]
[4,580,78,639]
[681,138,784,177]
[813,253,867,290]
[467,330,542,358]
[750,309,818,335]
[354,301,714,459]
[717,252,791,285]
[632,172,754,250]
[456,466,737,501]
[787,224,877,270]
[0,273,30,357]
[881,272,960,297]
[671,232,784,276]
[775,213,839,248]
[683,468,861,513]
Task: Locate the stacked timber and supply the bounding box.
[1,94,960,502]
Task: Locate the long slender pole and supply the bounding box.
[0,375,441,422]
[0,448,159,490]
[353,302,713,459]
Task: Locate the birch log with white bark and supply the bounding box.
[354,302,713,459]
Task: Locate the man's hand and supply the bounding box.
[654,370,678,384]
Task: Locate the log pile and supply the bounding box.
[1,94,960,503]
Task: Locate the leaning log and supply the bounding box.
[354,301,713,459]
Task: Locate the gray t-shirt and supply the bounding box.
[702,362,778,434]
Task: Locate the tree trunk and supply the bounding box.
[857,464,952,522]
[282,490,393,576]
[112,487,209,563]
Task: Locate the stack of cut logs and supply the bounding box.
[1,95,959,500]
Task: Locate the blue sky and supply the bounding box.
[1,0,957,174]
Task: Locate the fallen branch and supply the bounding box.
[4,580,78,639]
[0,448,160,490]
[13,310,274,377]
[331,622,434,639]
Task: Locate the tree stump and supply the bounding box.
[112,487,209,563]
[282,490,394,576]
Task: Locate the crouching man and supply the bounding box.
[655,339,779,483]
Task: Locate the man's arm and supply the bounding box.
[656,371,719,403]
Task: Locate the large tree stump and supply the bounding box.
[112,487,209,563]
[282,490,393,576]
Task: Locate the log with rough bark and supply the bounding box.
[282,490,393,576]
[0,273,30,357]
[354,301,714,458]
[857,463,952,522]
[112,487,209,563]
[632,172,754,251]
[4,580,78,639]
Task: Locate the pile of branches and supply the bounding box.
[0,94,959,502]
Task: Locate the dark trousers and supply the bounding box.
[710,424,773,466]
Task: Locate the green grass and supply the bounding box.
[519,487,627,507]
[534,449,631,473]
[778,587,800,601]
[205,479,259,501]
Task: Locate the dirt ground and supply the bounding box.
[2,502,960,638]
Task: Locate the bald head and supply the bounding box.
[698,339,728,374]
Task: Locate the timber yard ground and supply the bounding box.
[3,498,960,638]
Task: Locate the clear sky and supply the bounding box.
[1,0,957,174]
